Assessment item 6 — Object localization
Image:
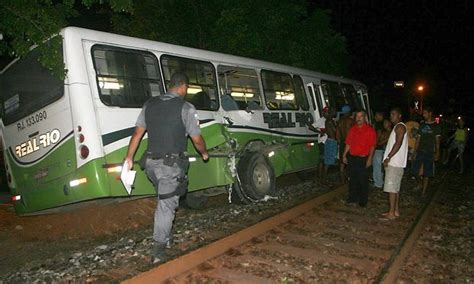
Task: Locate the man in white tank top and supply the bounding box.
[382,107,408,219]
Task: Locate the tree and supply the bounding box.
[0,0,349,77]
[0,0,133,78]
[112,0,349,76]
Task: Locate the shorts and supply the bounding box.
[383,166,404,193]
[449,140,465,155]
[412,151,435,177]
[324,139,338,166]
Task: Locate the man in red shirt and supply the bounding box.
[342,110,376,207]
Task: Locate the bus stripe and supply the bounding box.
[102,119,217,147]
[228,125,318,138]
[102,127,135,146]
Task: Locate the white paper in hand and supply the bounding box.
[120,161,136,195]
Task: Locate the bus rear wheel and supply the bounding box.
[231,152,276,204]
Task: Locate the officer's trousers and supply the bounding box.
[145,159,183,245]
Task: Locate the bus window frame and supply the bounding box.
[307,85,316,111]
[321,80,349,111]
[160,54,219,111]
[314,84,325,117]
[319,81,333,108]
[217,64,264,111]
[1,46,65,126]
[341,83,361,111]
[292,75,310,111]
[260,69,299,111]
[91,44,163,108]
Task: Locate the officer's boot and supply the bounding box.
[151,242,166,264]
[165,235,173,249]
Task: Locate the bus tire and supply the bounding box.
[231,152,276,204]
[183,191,208,209]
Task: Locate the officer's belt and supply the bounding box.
[148,152,186,160]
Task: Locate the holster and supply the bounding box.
[163,153,177,167]
[157,154,190,200]
[174,155,189,197]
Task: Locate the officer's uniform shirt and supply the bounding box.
[135,92,201,137]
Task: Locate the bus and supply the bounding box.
[0,27,371,215]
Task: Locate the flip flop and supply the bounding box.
[379,216,396,221]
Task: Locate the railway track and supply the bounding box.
[124,173,447,283]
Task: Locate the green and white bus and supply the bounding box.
[0,27,370,215]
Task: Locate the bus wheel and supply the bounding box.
[231,152,276,204]
[183,191,208,209]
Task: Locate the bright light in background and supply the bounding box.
[417,85,424,91]
[98,77,123,90]
[394,81,404,88]
[439,114,443,117]
[275,91,295,101]
[231,92,254,98]
[187,86,203,94]
[458,116,462,120]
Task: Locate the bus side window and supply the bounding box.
[217,65,263,111]
[341,83,361,111]
[307,83,324,117]
[261,70,298,110]
[320,82,333,108]
[92,45,163,108]
[160,55,218,111]
[293,75,309,111]
[321,80,346,112]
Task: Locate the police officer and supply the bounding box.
[124,73,209,263]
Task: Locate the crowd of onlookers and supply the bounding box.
[310,105,468,220]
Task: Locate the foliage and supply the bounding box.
[112,0,349,76]
[0,0,348,78]
[0,0,133,79]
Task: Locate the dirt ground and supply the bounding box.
[0,196,156,277]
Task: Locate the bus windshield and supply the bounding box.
[0,47,64,125]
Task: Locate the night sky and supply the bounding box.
[312,0,473,117]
